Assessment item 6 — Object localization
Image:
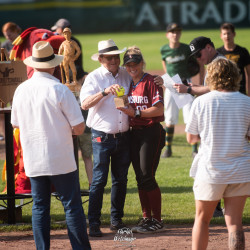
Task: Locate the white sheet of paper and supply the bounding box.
[162,73,194,109]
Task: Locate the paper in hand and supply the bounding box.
[162,73,194,109]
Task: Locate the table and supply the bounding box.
[0,108,85,224]
[0,107,16,224]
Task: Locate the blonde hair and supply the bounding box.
[123,46,146,67]
[206,58,241,91]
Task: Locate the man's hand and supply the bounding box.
[72,122,85,135]
[105,84,123,96]
[186,133,200,144]
[117,105,135,117]
[173,83,189,93]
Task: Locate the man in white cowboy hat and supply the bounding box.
[11,41,91,249]
[80,39,131,237]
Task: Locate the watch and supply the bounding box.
[187,86,192,94]
[101,88,108,96]
[134,109,141,118]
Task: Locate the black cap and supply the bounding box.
[166,23,182,32]
[189,36,213,57]
[123,54,142,65]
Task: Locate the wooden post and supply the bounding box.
[0,47,16,223]
[0,49,6,108]
[1,48,9,61]
[1,48,5,61]
[0,100,5,108]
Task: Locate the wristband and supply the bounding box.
[101,88,108,96]
[134,109,141,118]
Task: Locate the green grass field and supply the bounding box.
[2,28,250,73]
[0,29,250,231]
[0,132,250,231]
[73,28,250,73]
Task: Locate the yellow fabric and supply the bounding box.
[1,128,21,194]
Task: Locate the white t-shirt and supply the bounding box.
[186,90,250,184]
[80,65,131,134]
[11,72,84,177]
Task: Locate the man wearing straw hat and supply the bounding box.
[11,41,91,249]
[80,39,131,237]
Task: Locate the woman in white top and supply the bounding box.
[186,58,250,250]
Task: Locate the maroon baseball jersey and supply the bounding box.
[128,73,164,127]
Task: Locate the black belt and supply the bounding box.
[106,131,129,138]
[92,129,129,139]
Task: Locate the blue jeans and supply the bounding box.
[89,129,130,226]
[30,170,91,250]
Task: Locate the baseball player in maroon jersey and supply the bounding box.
[118,46,165,234]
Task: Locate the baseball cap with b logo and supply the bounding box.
[189,36,213,57]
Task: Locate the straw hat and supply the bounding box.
[91,39,126,61]
[23,41,63,68]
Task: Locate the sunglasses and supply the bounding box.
[195,50,202,59]
[102,55,120,61]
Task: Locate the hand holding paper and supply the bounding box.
[162,73,194,109]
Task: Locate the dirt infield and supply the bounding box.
[1,224,250,249]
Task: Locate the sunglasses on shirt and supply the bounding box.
[195,51,202,59]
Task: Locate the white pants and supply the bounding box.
[164,88,193,126]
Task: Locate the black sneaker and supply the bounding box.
[89,224,102,237]
[131,217,151,233]
[161,148,172,158]
[137,218,165,234]
[110,220,127,231]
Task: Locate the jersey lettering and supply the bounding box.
[137,105,148,110]
[166,54,185,64]
[128,96,149,104]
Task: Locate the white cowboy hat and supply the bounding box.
[23,41,63,68]
[91,39,126,61]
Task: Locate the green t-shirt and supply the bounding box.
[160,43,191,80]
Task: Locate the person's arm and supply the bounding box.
[58,43,64,55]
[81,83,121,110]
[72,122,85,135]
[73,41,81,61]
[186,133,200,144]
[81,91,105,110]
[118,102,163,118]
[173,84,210,96]
[161,60,167,73]
[141,102,164,117]
[244,64,250,96]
